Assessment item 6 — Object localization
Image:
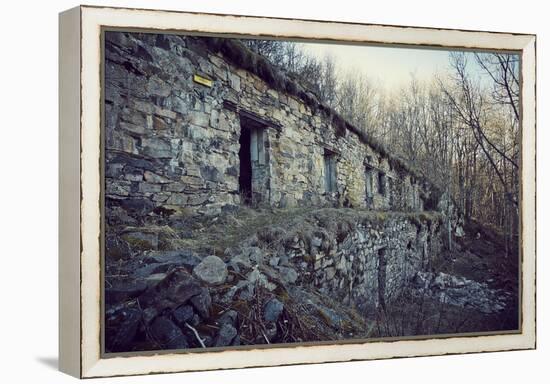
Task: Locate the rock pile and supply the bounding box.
[412,271,510,314]
[104,208,512,352]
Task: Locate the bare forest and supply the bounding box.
[243,39,520,254]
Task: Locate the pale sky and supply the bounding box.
[298,41,474,92]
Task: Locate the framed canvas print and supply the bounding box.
[58,5,536,378]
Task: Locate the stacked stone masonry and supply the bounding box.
[279,213,443,312]
[104,32,432,219]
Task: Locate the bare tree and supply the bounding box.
[474,52,520,121]
[241,39,287,64]
[335,70,379,134]
[441,53,517,203]
[317,55,338,108]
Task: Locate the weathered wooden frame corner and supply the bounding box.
[59,5,536,379]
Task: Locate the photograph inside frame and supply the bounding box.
[102,30,521,354]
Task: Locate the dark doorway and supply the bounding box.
[323,151,337,193]
[377,248,387,311]
[239,126,253,204]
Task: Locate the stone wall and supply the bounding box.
[104,32,430,220]
[276,212,444,313]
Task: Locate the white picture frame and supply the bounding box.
[59,5,536,378]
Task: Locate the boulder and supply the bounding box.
[172,304,195,326]
[131,250,202,279]
[189,287,212,319]
[193,256,228,285]
[150,316,189,349]
[316,305,343,328]
[247,247,264,265]
[105,279,147,304]
[105,306,142,352]
[145,249,201,265]
[138,268,203,322]
[121,231,158,251]
[143,273,167,287]
[311,236,322,248]
[214,323,237,347]
[132,262,174,279]
[247,268,276,291]
[118,197,155,217]
[218,309,238,327]
[263,298,284,323]
[277,266,298,285]
[229,246,264,271]
[140,249,202,273]
[221,280,252,303]
[105,234,133,260]
[268,256,280,267]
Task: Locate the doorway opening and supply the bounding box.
[238,126,253,204]
[377,247,387,311]
[238,113,269,206]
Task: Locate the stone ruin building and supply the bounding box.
[102,32,514,353]
[104,32,439,220]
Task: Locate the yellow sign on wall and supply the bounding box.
[193,74,213,87]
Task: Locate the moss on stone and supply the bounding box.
[121,234,155,251]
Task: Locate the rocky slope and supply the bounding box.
[104,208,517,352]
